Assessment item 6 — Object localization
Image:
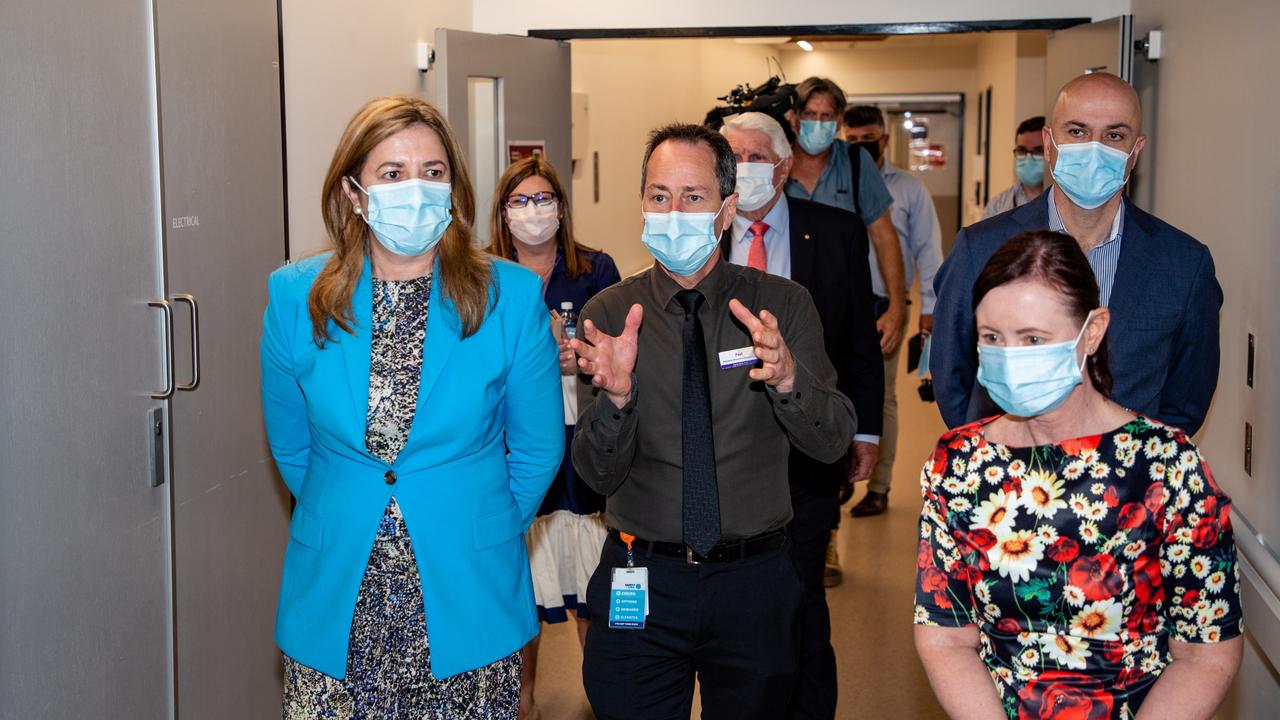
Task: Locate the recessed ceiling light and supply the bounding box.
[796,40,814,52]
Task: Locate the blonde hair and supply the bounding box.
[486,156,598,278]
[309,95,491,345]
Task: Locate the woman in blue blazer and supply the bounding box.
[261,95,563,717]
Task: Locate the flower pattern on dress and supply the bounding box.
[914,416,1242,719]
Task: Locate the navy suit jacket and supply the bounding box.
[930,191,1222,435]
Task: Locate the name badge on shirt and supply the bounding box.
[718,346,758,370]
[608,567,649,629]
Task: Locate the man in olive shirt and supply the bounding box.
[571,123,855,719]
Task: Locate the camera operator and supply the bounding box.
[787,78,906,358]
[784,77,906,590]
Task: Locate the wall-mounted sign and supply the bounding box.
[507,140,546,165]
[909,141,947,171]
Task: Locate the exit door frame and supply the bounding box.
[528,18,1093,41]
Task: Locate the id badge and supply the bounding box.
[718,345,758,370]
[608,567,648,629]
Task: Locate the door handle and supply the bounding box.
[149,298,175,399]
[172,293,200,391]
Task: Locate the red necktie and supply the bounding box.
[747,221,769,272]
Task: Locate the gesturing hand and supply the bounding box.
[728,298,796,393]
[570,304,644,408]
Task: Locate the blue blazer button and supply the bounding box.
[384,470,397,485]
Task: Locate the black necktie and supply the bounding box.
[676,289,720,555]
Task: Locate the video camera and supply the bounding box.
[703,75,798,143]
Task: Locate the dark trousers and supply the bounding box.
[582,533,804,720]
[785,454,844,720]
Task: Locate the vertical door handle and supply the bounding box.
[149,299,175,399]
[172,293,200,391]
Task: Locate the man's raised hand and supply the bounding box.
[571,304,644,408]
[728,298,796,393]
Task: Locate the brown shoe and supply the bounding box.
[850,490,889,517]
[823,531,843,587]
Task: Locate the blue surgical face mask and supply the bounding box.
[1049,131,1136,210]
[350,177,453,257]
[1015,154,1045,187]
[976,311,1096,418]
[641,199,728,276]
[797,120,838,155]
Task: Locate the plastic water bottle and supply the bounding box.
[560,301,577,340]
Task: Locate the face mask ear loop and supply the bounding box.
[1120,142,1139,186]
[769,157,788,195]
[712,195,733,234]
[1075,309,1098,371]
[346,176,371,227]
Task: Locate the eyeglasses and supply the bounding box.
[1013,149,1045,159]
[505,191,558,209]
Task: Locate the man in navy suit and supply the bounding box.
[720,112,884,720]
[932,72,1222,435]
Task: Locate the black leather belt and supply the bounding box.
[609,528,788,564]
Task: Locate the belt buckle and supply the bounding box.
[685,546,701,565]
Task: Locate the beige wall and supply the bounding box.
[762,35,1047,226]
[973,33,1019,223]
[1015,32,1048,127]
[569,39,775,276]
[1129,0,1280,714]
[281,0,473,257]
[968,32,1050,224]
[570,34,1054,273]
[778,38,981,234]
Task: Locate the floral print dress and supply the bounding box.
[914,415,1242,719]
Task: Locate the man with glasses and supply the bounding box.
[982,116,1047,219]
[932,73,1222,436]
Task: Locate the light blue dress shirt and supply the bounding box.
[729,198,879,445]
[874,163,944,314]
[785,140,893,225]
[728,196,791,278]
[1046,187,1124,307]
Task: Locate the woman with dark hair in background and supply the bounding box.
[262,95,563,717]
[487,156,620,719]
[913,230,1242,719]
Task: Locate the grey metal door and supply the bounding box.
[0,1,173,717]
[154,0,290,715]
[433,29,571,245]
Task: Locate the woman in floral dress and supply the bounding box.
[913,230,1242,719]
